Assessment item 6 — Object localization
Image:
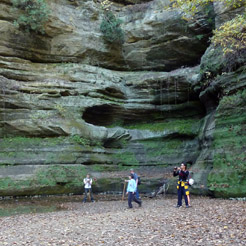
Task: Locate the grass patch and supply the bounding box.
[0,136,103,150]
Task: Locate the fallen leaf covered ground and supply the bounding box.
[0,195,246,246]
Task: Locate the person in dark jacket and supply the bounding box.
[173,163,189,208]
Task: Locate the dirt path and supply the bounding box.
[0,196,246,246]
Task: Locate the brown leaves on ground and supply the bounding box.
[0,196,246,246]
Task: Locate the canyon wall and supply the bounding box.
[0,0,245,197]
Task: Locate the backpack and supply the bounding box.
[138,176,141,185]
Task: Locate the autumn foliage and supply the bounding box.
[169,0,246,57]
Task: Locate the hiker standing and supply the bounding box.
[82,174,95,203]
[173,163,189,208]
[126,174,142,208]
[130,168,140,199]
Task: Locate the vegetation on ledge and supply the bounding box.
[11,0,50,34]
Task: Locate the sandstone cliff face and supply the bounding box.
[189,2,246,198]
[0,0,211,70]
[0,61,204,195]
[0,0,244,197]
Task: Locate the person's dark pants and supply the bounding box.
[83,188,94,202]
[135,188,140,199]
[177,184,188,206]
[128,192,141,208]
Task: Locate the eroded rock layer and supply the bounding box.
[0,0,245,197]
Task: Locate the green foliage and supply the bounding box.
[212,15,246,54]
[211,15,246,70]
[11,0,49,34]
[100,11,124,45]
[169,0,245,16]
[169,0,246,57]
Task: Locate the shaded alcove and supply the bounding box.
[82,104,123,127]
[82,101,207,128]
[82,103,167,127]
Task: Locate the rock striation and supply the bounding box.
[0,0,245,197]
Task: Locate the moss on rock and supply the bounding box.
[112,151,139,166]
[207,89,246,197]
[0,164,87,196]
[125,118,201,137]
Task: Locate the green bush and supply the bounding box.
[100,11,124,45]
[12,0,49,34]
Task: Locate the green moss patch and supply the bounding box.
[112,151,139,166]
[0,165,87,196]
[34,165,86,186]
[0,136,105,166]
[0,137,58,149]
[125,118,201,136]
[141,139,184,157]
[208,89,246,197]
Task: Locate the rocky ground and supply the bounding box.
[0,195,246,246]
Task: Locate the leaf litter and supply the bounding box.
[0,196,246,245]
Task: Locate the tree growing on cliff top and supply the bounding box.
[11,0,49,34]
[169,0,246,57]
[170,0,245,15]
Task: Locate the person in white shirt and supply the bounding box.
[82,174,95,203]
[126,174,142,208]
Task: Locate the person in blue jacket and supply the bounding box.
[126,174,142,209]
[173,163,190,208]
